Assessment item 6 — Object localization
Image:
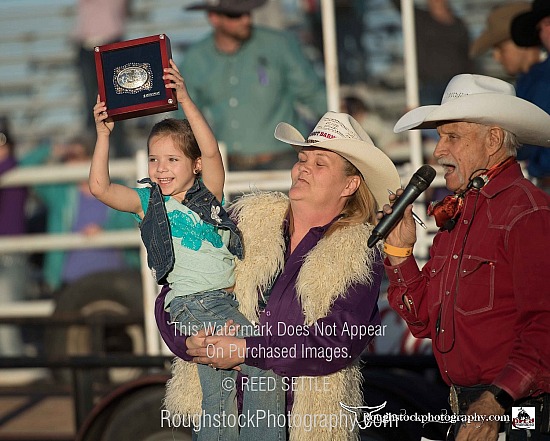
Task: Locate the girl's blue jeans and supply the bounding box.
[170,290,286,441]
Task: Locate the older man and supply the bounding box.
[383,74,550,441]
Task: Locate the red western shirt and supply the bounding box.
[385,163,550,400]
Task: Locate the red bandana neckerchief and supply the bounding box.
[428,157,516,229]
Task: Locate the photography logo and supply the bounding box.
[511,407,535,430]
[340,401,389,429]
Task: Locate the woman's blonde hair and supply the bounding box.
[326,159,377,235]
[289,157,377,237]
[147,118,200,161]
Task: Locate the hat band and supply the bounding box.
[307,131,338,143]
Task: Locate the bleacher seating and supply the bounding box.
[0,0,506,156]
[0,0,210,154]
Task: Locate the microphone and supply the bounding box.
[368,165,436,248]
[467,175,487,190]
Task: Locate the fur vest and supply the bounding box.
[164,192,381,440]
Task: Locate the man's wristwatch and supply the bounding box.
[487,385,515,411]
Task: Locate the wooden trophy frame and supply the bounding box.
[95,34,178,121]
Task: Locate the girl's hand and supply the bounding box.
[94,95,114,136]
[163,59,190,105]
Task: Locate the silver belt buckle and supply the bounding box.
[449,385,459,415]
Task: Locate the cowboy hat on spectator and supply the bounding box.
[470,2,531,57]
[511,0,550,47]
[185,0,267,14]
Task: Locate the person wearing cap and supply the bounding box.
[181,0,326,172]
[0,117,27,356]
[383,74,550,440]
[510,0,550,192]
[157,111,401,440]
[470,2,541,77]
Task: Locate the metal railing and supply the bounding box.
[0,151,294,356]
[0,151,437,356]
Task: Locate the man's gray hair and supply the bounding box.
[502,128,520,157]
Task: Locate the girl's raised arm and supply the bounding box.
[89,97,143,216]
[164,60,225,202]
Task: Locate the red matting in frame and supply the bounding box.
[95,34,178,121]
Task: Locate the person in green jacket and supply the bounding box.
[183,0,327,171]
[22,136,139,292]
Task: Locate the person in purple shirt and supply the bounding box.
[21,136,139,292]
[0,117,27,356]
[157,111,401,440]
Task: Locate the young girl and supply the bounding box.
[89,60,284,441]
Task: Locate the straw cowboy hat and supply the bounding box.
[274,111,401,210]
[393,74,550,147]
[470,2,531,57]
[511,0,550,47]
[185,0,267,13]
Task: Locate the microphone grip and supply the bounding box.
[367,164,436,249]
[367,188,422,248]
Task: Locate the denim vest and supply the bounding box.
[137,178,243,284]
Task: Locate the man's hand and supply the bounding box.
[378,188,417,265]
[186,320,245,370]
[456,391,505,441]
[186,327,208,351]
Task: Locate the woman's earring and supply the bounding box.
[193,169,199,175]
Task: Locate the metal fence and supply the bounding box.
[0,151,439,357]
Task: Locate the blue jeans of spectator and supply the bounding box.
[170,290,286,441]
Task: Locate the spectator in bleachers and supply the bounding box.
[470,2,541,77]
[72,0,132,157]
[0,117,27,356]
[394,0,473,107]
[181,0,326,171]
[340,93,405,156]
[511,0,550,193]
[302,0,368,85]
[392,0,473,148]
[416,0,472,106]
[21,135,139,292]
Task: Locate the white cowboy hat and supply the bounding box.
[274,111,401,210]
[394,74,550,147]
